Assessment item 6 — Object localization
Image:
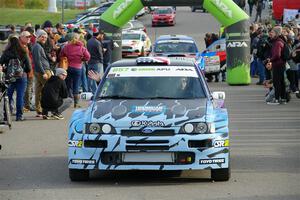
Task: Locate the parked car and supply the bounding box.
[151,35,200,60]
[122,20,147,33]
[68,56,230,182]
[75,1,115,20]
[66,16,100,29]
[190,5,207,12]
[152,7,176,26]
[122,30,152,57]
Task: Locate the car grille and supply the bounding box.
[121,130,175,137]
[122,46,132,49]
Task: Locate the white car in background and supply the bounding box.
[122,30,152,57]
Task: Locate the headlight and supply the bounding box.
[180,122,212,134]
[89,123,101,134]
[195,122,208,134]
[102,124,112,134]
[184,123,194,133]
[86,123,116,134]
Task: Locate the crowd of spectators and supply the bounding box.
[250,19,300,105]
[0,20,114,121]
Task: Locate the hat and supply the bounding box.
[36,29,48,38]
[272,26,282,36]
[25,26,35,35]
[20,31,31,37]
[55,68,67,76]
[92,28,104,36]
[42,20,53,29]
[56,23,64,29]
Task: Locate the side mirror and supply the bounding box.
[212,91,225,108]
[80,92,93,101]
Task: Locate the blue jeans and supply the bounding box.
[257,58,265,82]
[66,67,82,95]
[7,77,27,119]
[80,64,88,92]
[88,63,103,94]
[251,58,265,82]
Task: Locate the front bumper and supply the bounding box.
[152,19,174,26]
[68,134,229,170]
[122,48,141,57]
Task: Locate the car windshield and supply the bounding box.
[154,42,198,53]
[97,66,205,99]
[123,34,140,40]
[154,8,172,14]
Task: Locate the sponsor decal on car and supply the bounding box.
[199,158,225,164]
[132,105,166,115]
[213,139,229,148]
[108,66,198,77]
[131,120,165,127]
[68,140,83,147]
[71,159,96,165]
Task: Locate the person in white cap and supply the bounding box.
[41,68,73,120]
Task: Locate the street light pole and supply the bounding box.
[62,0,65,24]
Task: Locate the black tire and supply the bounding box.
[191,7,196,12]
[4,96,12,128]
[211,168,230,181]
[69,169,89,181]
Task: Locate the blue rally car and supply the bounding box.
[68,57,230,181]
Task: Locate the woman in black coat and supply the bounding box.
[0,36,31,121]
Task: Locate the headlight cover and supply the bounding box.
[180,122,214,134]
[86,123,115,134]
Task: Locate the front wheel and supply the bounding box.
[211,168,230,181]
[69,169,89,181]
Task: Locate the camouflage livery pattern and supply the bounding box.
[68,98,229,171]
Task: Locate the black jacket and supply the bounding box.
[0,49,31,74]
[41,76,68,110]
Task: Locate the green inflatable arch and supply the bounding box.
[100,0,251,85]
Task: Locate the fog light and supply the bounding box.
[89,123,101,134]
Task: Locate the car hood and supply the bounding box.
[90,99,207,127]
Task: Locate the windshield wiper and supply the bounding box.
[149,96,185,99]
[98,95,137,99]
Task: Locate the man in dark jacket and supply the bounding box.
[102,34,114,73]
[267,26,287,105]
[41,68,72,120]
[87,28,105,93]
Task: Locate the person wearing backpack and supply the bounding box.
[266,26,287,105]
[0,36,31,121]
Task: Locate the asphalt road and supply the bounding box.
[0,7,300,200]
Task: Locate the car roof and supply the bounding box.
[111,57,196,68]
[156,35,195,41]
